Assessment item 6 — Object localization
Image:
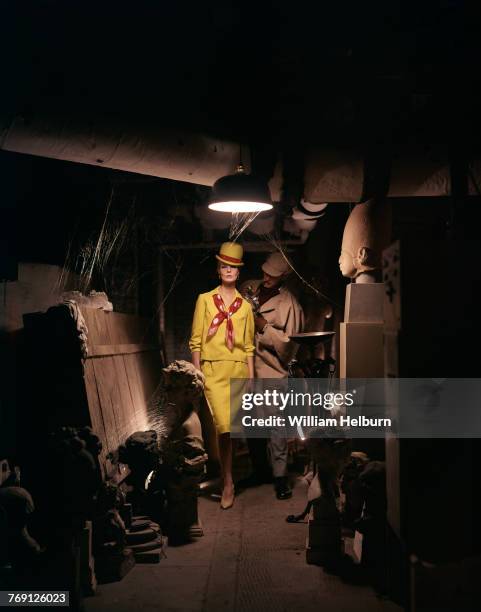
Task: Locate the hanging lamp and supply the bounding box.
[208,163,273,213]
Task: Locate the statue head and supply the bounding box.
[162,360,205,407]
[148,361,205,442]
[339,199,391,280]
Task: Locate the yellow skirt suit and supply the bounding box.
[189,287,255,434]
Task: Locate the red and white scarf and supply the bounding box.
[207,294,243,350]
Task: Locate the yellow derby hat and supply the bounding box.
[216,242,244,267]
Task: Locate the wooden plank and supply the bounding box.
[82,310,118,465]
[107,312,146,345]
[83,360,108,460]
[138,351,163,403]
[136,351,163,431]
[123,353,151,431]
[86,312,119,456]
[136,353,162,432]
[88,309,112,346]
[111,354,139,445]
[105,312,151,436]
[82,308,156,351]
[88,343,158,357]
[92,357,122,455]
[105,311,127,345]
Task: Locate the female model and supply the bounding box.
[190,242,255,508]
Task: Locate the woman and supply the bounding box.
[190,242,255,509]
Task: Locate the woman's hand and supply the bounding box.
[247,355,255,381]
[245,377,254,395]
[192,351,201,371]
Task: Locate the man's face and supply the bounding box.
[262,271,283,289]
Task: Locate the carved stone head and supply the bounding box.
[162,360,205,404]
[339,199,392,280]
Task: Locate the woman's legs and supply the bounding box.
[218,432,235,507]
[201,361,247,507]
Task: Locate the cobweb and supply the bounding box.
[55,179,339,325]
[262,232,341,308]
[56,187,154,312]
[229,211,261,242]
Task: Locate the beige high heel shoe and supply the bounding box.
[220,485,235,509]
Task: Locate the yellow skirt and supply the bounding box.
[201,360,248,435]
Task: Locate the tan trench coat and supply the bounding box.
[242,280,304,378]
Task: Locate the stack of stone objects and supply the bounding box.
[94,505,134,584]
[125,516,164,563]
[93,483,164,581]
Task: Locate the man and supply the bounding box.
[241,251,304,499]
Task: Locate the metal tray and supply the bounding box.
[288,331,336,346]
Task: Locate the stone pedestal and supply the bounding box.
[344,283,384,323]
[340,322,384,378]
[340,283,385,378]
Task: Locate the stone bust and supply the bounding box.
[339,199,391,283]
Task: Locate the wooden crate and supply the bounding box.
[22,305,163,471]
[81,308,163,466]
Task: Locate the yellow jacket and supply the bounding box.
[189,287,255,362]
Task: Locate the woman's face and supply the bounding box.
[218,263,240,284]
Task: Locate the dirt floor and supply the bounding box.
[84,477,401,612]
